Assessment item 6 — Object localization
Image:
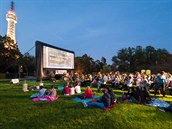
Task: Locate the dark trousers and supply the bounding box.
[154,83,165,97]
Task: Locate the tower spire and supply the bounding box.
[11,1,14,12]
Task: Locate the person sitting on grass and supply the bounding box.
[82,87,110,110]
[107,87,117,106]
[75,83,81,94]
[37,86,47,97]
[45,85,60,101]
[63,82,70,96]
[79,86,93,99]
[120,76,128,90]
[47,86,59,98]
[69,85,75,95]
[30,85,46,99]
[122,87,140,103]
[140,87,151,104]
[126,76,133,89]
[83,86,94,99]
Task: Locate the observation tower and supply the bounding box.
[6,1,17,49]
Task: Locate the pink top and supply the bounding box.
[64,86,70,95]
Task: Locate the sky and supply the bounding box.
[0,0,172,64]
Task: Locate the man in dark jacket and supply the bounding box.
[83,87,110,109]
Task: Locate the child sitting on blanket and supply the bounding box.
[75,83,81,94]
[79,86,93,99]
[63,82,70,96]
[84,86,93,99]
[69,85,75,95]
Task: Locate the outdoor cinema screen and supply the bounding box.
[42,45,74,69]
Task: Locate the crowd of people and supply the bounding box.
[31,70,172,111]
[62,70,172,97]
[61,70,172,110]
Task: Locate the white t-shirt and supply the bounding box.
[75,85,81,93]
[70,87,75,95]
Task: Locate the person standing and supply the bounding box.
[154,71,166,97]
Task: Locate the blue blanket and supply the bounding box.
[71,96,99,103]
[30,93,38,98]
[57,86,64,91]
[146,99,170,108]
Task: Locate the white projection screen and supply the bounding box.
[36,41,75,80]
[43,46,74,69]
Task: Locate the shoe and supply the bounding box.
[82,101,88,107]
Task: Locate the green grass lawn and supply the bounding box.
[0,80,172,129]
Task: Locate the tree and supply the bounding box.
[127,47,135,72]
[133,46,146,70]
[156,49,169,64]
[0,35,21,74]
[101,57,107,65]
[75,54,108,74]
[144,46,156,65]
[95,60,102,71]
[19,53,35,76]
[112,48,130,72]
[75,54,95,74]
[112,45,172,73]
[100,65,111,73]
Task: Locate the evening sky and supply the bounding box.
[0,0,172,64]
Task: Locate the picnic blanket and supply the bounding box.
[71,96,99,103]
[146,99,170,108]
[32,96,58,102]
[57,86,64,91]
[30,93,38,98]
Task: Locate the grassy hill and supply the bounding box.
[0,80,172,129]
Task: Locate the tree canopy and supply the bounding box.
[1,34,171,75]
[112,45,172,73]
